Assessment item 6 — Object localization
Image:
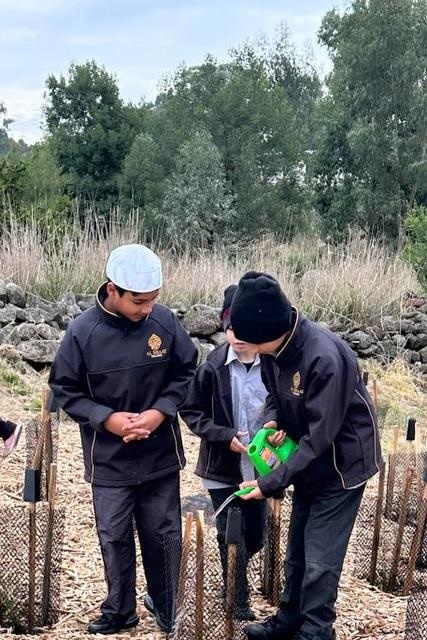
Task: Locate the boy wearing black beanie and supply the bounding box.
[182,284,274,620]
[230,271,382,640]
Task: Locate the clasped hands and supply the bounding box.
[103,409,166,443]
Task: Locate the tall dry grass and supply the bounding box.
[0,217,420,324]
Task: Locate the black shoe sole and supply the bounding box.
[87,615,139,635]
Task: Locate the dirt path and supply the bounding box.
[0,378,406,640]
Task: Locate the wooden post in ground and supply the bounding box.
[261,502,272,596]
[271,498,282,606]
[368,461,386,585]
[175,512,193,621]
[195,511,205,640]
[224,508,241,640]
[27,389,51,630]
[42,463,57,625]
[385,427,400,517]
[403,485,427,595]
[387,467,414,592]
[41,389,53,498]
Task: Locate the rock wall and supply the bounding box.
[1,281,426,373]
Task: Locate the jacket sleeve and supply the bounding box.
[261,360,278,424]
[151,315,198,419]
[258,353,358,497]
[48,328,114,431]
[180,362,238,443]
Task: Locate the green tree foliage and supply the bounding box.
[403,206,427,288]
[134,32,320,239]
[44,61,143,202]
[0,157,27,219]
[314,0,427,241]
[159,129,236,245]
[0,102,29,158]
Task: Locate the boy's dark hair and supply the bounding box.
[108,280,127,296]
[108,281,146,298]
[220,285,238,331]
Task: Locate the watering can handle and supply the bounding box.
[234,486,256,497]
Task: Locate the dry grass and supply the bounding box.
[0,217,420,324]
[363,357,427,451]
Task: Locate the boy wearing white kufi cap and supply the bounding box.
[49,244,197,635]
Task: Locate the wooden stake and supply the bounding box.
[261,502,272,596]
[387,467,414,592]
[224,542,237,640]
[403,485,427,595]
[27,503,36,632]
[372,378,379,411]
[41,388,53,498]
[368,462,386,584]
[385,427,400,517]
[195,510,205,640]
[176,513,193,618]
[271,498,282,606]
[42,463,57,625]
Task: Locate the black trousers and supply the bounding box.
[209,487,266,607]
[277,484,365,638]
[92,471,182,627]
[0,420,15,441]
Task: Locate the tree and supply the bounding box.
[0,102,29,158]
[159,129,236,245]
[149,32,320,240]
[314,0,427,242]
[403,206,427,287]
[44,61,144,202]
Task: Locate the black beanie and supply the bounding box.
[230,271,292,343]
[219,284,237,331]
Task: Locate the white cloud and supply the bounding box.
[0,85,43,143]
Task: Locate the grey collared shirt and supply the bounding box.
[203,345,267,490]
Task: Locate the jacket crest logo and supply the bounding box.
[147,333,167,358]
[291,371,304,396]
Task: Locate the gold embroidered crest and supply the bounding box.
[148,333,162,351]
[291,371,304,396]
[147,333,167,358]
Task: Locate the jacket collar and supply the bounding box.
[95,282,149,331]
[225,345,260,368]
[273,309,306,367]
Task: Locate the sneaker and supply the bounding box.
[2,423,22,458]
[144,593,173,633]
[87,612,139,635]
[245,614,295,640]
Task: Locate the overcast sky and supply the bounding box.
[0,0,347,144]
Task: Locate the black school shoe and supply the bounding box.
[144,594,173,633]
[87,612,139,635]
[245,614,296,640]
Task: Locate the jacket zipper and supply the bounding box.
[90,431,97,484]
[331,442,346,489]
[355,389,381,471]
[171,423,184,469]
[86,373,97,483]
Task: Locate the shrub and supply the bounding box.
[403,206,427,289]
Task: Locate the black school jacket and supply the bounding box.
[181,343,244,485]
[257,311,383,497]
[49,284,197,486]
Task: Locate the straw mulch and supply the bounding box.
[0,379,407,640]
